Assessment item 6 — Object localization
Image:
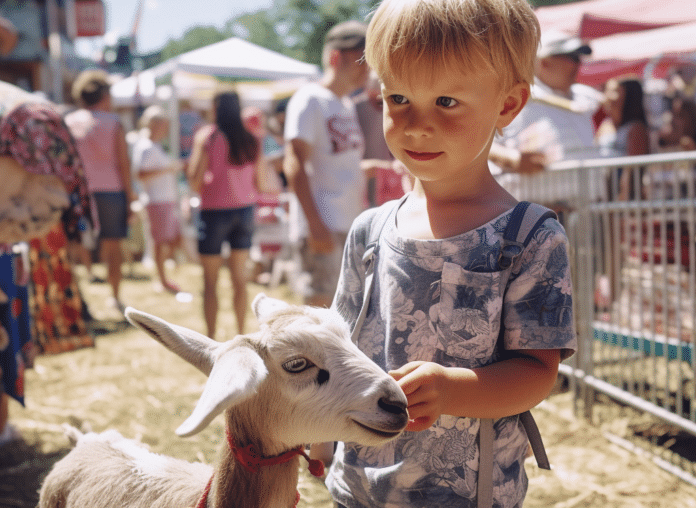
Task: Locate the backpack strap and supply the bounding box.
[353,199,556,508]
[351,196,407,343]
[479,201,556,507]
[499,201,558,269]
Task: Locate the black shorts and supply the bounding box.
[197,206,254,255]
[93,191,128,239]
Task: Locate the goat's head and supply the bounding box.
[125,294,408,450]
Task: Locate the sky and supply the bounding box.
[75,0,273,58]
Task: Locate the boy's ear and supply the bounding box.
[496,83,530,129]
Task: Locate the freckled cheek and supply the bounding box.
[382,115,401,149]
[450,121,489,144]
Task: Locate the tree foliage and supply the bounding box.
[155,0,582,67]
[159,25,231,62]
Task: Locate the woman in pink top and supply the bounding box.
[188,91,275,337]
[65,70,135,313]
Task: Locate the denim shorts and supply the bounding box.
[299,231,348,300]
[93,191,128,239]
[197,206,254,255]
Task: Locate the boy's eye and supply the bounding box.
[389,94,408,105]
[436,97,458,108]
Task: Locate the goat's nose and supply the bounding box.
[378,396,408,416]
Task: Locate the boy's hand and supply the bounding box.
[389,361,448,432]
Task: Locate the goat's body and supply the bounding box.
[39,295,409,508]
[39,430,210,508]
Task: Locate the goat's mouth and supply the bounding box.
[351,419,403,439]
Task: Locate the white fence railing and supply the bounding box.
[498,151,696,445]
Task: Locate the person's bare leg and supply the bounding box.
[228,249,249,335]
[200,254,223,339]
[101,239,123,302]
[154,241,178,292]
[0,392,8,435]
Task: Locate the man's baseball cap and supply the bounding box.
[537,30,592,59]
[324,20,367,51]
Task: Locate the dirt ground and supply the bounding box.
[2,262,696,508]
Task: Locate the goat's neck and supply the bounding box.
[210,419,301,508]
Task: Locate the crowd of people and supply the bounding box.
[2,1,696,506]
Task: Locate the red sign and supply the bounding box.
[74,0,105,37]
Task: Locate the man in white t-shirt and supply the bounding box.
[284,20,368,307]
[491,30,604,174]
[132,105,183,294]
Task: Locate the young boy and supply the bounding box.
[132,105,184,294]
[323,1,577,507]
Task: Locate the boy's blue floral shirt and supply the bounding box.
[327,197,576,508]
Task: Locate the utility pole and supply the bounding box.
[46,0,63,102]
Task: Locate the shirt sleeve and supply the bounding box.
[138,144,171,172]
[502,219,577,360]
[284,90,320,145]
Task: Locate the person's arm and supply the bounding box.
[253,143,282,195]
[626,122,649,157]
[393,222,573,432]
[489,141,546,174]
[618,122,650,200]
[389,349,560,432]
[115,124,135,206]
[284,138,334,254]
[137,146,184,183]
[0,16,18,56]
[137,166,178,182]
[187,125,212,194]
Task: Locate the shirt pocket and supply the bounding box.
[435,262,507,368]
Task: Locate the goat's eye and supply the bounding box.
[282,357,314,373]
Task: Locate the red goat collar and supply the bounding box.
[195,427,325,508]
[226,426,325,476]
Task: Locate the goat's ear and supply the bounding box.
[125,308,219,376]
[176,345,268,437]
[252,293,291,322]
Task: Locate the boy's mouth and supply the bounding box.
[405,150,443,161]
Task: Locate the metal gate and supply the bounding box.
[497,151,696,481]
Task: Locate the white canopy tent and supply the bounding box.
[149,37,321,81]
[110,71,158,108]
[143,37,321,157]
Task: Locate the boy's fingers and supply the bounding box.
[406,416,433,432]
[389,361,425,381]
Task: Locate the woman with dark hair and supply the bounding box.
[601,77,650,200]
[187,91,277,338]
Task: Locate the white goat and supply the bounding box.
[38,294,409,508]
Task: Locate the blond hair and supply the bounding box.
[138,105,167,130]
[365,0,540,92]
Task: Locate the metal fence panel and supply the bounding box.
[497,151,696,439]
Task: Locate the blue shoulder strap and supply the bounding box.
[480,201,556,507]
[499,201,558,269]
[351,196,407,343]
[353,199,555,508]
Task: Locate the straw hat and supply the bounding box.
[71,69,111,105]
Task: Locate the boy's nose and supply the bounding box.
[403,111,433,138]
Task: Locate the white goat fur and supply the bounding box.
[38,294,408,508]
